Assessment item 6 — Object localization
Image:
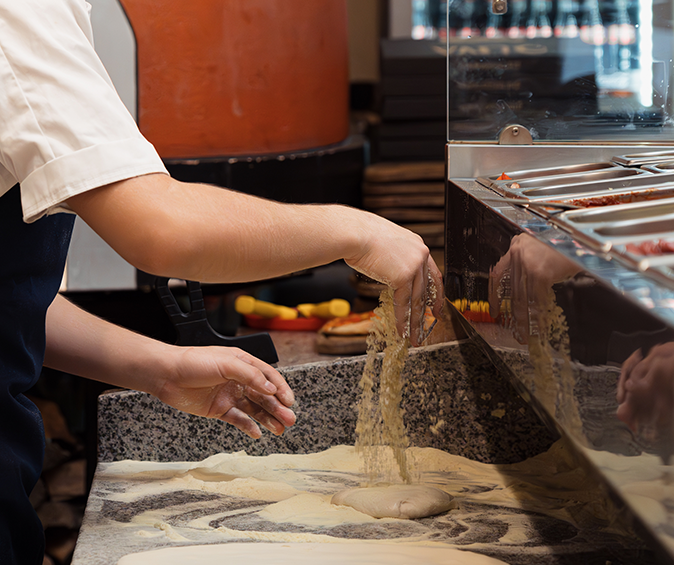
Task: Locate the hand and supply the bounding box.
[155,345,296,439]
[344,213,444,346]
[488,234,581,343]
[67,175,443,347]
[44,295,296,440]
[616,343,674,435]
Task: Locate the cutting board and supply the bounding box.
[363,181,445,195]
[364,161,444,183]
[316,333,367,355]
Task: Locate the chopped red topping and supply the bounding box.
[626,239,674,256]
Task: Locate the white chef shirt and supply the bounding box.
[0,0,167,223]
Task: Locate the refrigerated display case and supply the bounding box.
[448,0,674,562]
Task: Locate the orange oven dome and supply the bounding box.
[119,0,350,159]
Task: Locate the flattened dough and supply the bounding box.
[331,485,456,519]
[117,542,508,565]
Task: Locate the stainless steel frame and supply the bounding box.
[447,142,674,564]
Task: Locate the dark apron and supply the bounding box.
[0,184,74,564]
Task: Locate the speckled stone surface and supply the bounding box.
[97,341,556,464]
[75,340,659,565]
[494,347,640,456]
[240,329,344,367]
[72,460,654,565]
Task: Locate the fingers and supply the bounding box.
[410,261,428,346]
[223,349,295,407]
[488,254,511,319]
[488,266,501,320]
[210,382,296,438]
[242,353,295,407]
[393,255,444,347]
[527,261,552,342]
[216,354,297,435]
[346,217,443,346]
[616,398,637,431]
[246,387,297,429]
[617,348,642,403]
[616,347,674,435]
[222,394,295,438]
[510,252,529,344]
[167,345,297,438]
[427,256,444,319]
[219,406,263,439]
[619,373,658,434]
[393,284,412,344]
[265,369,295,408]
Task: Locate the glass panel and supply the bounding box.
[412,0,449,39]
[448,0,674,142]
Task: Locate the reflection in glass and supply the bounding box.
[448,0,668,141]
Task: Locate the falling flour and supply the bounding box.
[355,287,411,484]
[525,285,585,442]
[345,288,459,519]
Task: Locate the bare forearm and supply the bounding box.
[44,293,169,394]
[66,173,444,344]
[44,294,296,437]
[67,174,364,283]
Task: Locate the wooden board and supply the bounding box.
[370,208,445,222]
[364,162,444,183]
[316,333,368,355]
[363,194,444,209]
[362,182,445,196]
[400,222,445,236]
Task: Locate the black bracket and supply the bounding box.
[153,277,279,365]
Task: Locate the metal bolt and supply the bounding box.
[492,0,507,14]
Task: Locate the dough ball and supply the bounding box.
[331,485,456,519]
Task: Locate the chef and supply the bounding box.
[0,1,443,564]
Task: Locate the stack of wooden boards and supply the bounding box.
[375,38,446,162]
[362,161,445,274]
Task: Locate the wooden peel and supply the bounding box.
[316,312,373,355]
[316,333,368,355]
[316,306,441,355]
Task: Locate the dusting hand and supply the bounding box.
[617,343,674,437]
[45,295,296,439]
[344,211,444,346]
[488,234,581,343]
[155,345,296,439]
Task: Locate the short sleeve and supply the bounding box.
[0,0,168,223]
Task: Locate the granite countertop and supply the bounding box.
[73,443,654,565]
[254,329,343,367]
[73,341,658,564]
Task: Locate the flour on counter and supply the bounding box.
[91,440,653,565]
[102,440,625,532]
[582,446,674,554]
[116,542,510,565]
[258,493,381,527]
